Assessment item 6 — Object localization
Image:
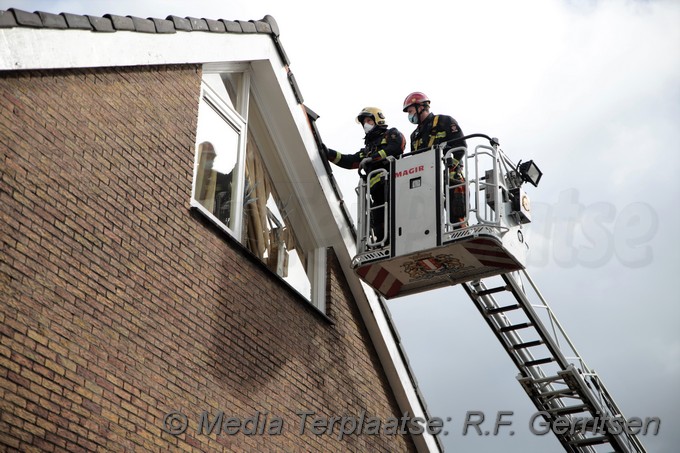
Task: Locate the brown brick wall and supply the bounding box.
[0,66,416,452]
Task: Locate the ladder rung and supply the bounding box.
[524,357,555,367]
[538,387,575,399]
[500,322,532,332]
[568,435,610,447]
[477,286,508,297]
[512,340,543,349]
[518,374,563,385]
[486,304,520,315]
[547,404,589,416]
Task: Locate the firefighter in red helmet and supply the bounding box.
[402,92,467,226]
[325,107,405,244]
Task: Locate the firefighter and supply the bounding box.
[402,92,468,226]
[325,107,406,245]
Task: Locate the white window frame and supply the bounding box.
[191,80,248,237]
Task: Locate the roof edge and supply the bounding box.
[0,8,291,78]
[0,8,271,35]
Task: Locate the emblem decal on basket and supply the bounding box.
[401,254,472,280]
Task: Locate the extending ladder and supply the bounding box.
[461,270,647,452]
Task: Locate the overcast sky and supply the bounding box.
[3,0,679,451]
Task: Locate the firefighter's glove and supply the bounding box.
[356,157,373,176]
[325,147,337,160]
[446,156,460,168]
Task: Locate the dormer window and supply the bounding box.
[191,67,325,309]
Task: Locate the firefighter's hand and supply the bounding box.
[325,147,337,160]
[446,156,460,168]
[357,157,372,176]
[360,157,373,168]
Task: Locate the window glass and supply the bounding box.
[222,73,242,109]
[194,98,241,231]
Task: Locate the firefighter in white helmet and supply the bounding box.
[325,107,405,243]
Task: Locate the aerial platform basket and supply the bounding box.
[350,136,649,452]
[351,135,539,299]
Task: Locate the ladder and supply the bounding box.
[461,270,647,452]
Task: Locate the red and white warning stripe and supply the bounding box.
[463,238,519,269]
[356,264,403,298]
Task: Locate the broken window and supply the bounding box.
[192,70,317,304]
[242,129,311,298]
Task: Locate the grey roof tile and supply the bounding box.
[0,9,283,40]
[288,72,304,104]
[167,15,191,31]
[63,13,92,30]
[273,36,291,66]
[105,14,134,31]
[129,16,155,33]
[0,9,18,27]
[237,20,257,33]
[87,15,114,32]
[187,17,209,31]
[205,18,225,33]
[221,20,242,33]
[11,8,42,27]
[151,17,175,34]
[263,15,279,37]
[38,11,67,29]
[253,19,271,34]
[305,105,320,121]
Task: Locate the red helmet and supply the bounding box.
[402,92,430,112]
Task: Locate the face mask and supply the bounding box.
[408,112,419,124]
[363,123,375,134]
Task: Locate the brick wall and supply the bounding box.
[0,65,416,452]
